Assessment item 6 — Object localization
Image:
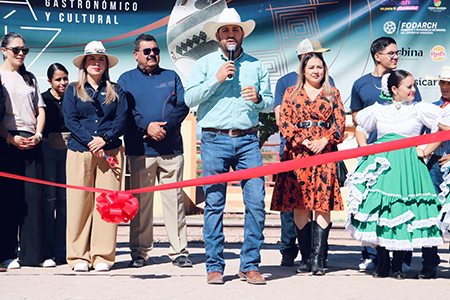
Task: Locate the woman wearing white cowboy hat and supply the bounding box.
[63,40,127,272]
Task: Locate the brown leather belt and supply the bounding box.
[203,126,257,137]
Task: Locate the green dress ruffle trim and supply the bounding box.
[345,134,444,250]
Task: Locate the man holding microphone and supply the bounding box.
[185,7,273,285]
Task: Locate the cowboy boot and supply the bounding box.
[295,222,312,273]
[415,246,439,279]
[372,246,390,278]
[391,251,406,279]
[310,221,332,276]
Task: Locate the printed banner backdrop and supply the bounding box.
[1,0,449,109]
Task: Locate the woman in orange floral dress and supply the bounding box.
[271,52,346,275]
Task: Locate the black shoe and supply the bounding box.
[415,268,436,279]
[281,254,295,266]
[295,222,312,273]
[129,256,146,268]
[391,251,406,280]
[310,221,332,276]
[372,270,389,278]
[373,246,390,278]
[392,270,406,280]
[172,256,193,268]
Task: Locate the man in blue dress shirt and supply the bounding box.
[118,34,191,269]
[185,8,273,285]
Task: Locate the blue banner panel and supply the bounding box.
[1,0,448,108]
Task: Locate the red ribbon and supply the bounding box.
[1,130,450,223]
[128,130,450,194]
[96,191,139,224]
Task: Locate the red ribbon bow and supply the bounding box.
[96,191,139,224]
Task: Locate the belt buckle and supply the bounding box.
[304,120,313,128]
[228,128,238,137]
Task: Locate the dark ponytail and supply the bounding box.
[387,69,412,96]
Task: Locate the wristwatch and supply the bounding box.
[255,94,263,104]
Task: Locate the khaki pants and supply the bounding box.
[128,154,188,261]
[66,146,124,268]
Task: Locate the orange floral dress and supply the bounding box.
[271,86,346,213]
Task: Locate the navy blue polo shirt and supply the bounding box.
[63,81,128,151]
[118,66,189,156]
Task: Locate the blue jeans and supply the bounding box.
[279,211,299,258]
[42,141,67,260]
[278,138,298,258]
[427,155,444,194]
[201,130,266,273]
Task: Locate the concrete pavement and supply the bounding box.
[2,216,450,300]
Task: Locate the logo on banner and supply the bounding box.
[430,45,446,61]
[380,0,419,11]
[383,21,397,34]
[399,47,423,61]
[384,21,446,35]
[428,0,447,12]
[415,77,439,88]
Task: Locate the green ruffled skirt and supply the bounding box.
[345,134,444,250]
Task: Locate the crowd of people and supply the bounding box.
[1,7,450,286]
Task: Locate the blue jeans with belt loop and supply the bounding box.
[201,130,266,274]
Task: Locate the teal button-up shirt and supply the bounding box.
[185,48,274,130]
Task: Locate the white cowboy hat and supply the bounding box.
[296,38,330,55]
[72,41,118,68]
[203,8,255,40]
[426,66,450,82]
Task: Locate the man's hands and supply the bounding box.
[439,154,450,166]
[146,121,167,141]
[302,137,328,155]
[216,61,236,83]
[241,86,260,103]
[216,61,261,104]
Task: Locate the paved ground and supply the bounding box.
[2,216,450,300]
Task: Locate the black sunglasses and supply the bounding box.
[5,46,30,55]
[140,47,160,56]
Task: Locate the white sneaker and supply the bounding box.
[94,263,110,272]
[40,259,56,268]
[359,258,376,271]
[4,259,20,270]
[73,262,89,272]
[403,263,410,273]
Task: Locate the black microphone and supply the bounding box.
[227,44,236,79]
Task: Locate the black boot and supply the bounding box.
[295,222,312,273]
[372,246,390,278]
[391,251,406,279]
[415,246,439,279]
[310,221,332,276]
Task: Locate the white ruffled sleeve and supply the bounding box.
[355,103,379,133]
[417,102,443,132]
